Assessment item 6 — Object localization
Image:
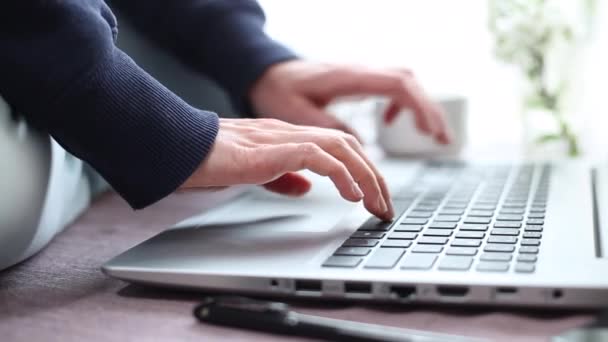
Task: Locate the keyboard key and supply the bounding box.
[527,213,545,219]
[444,202,468,209]
[364,248,406,269]
[334,247,371,256]
[502,203,526,209]
[484,244,516,253]
[529,207,546,213]
[351,231,385,239]
[407,211,433,218]
[359,217,392,231]
[412,245,444,253]
[438,256,473,270]
[402,218,428,225]
[477,262,510,272]
[488,236,518,244]
[496,214,524,221]
[480,253,512,261]
[500,208,525,215]
[446,247,478,256]
[400,254,438,270]
[491,228,520,236]
[424,229,453,237]
[418,197,441,207]
[429,222,457,229]
[455,231,485,239]
[388,232,418,240]
[471,204,496,211]
[395,225,424,232]
[434,215,461,222]
[475,199,498,205]
[523,232,542,239]
[521,239,541,246]
[451,239,482,247]
[517,254,537,262]
[468,210,494,217]
[438,209,464,215]
[323,256,362,268]
[343,238,379,247]
[514,263,535,273]
[464,217,491,224]
[519,246,540,254]
[494,221,522,228]
[415,205,438,212]
[382,240,412,248]
[524,225,543,232]
[418,236,449,245]
[527,219,544,225]
[460,224,488,231]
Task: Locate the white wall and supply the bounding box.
[259,0,607,157]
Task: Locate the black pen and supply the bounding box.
[193,296,483,342]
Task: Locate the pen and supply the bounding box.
[193,296,483,342]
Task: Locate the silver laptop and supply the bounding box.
[103,159,608,308]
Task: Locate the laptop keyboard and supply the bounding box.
[322,162,550,273]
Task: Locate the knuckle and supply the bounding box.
[328,136,349,152]
[299,142,321,155]
[342,133,358,147]
[328,162,348,178]
[261,118,284,127]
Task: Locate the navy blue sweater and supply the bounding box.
[0,0,296,209]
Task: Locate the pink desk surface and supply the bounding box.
[0,191,597,342]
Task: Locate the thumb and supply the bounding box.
[262,172,312,196]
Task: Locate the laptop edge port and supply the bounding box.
[344,282,372,294]
[390,285,416,300]
[437,285,469,297]
[295,279,322,293]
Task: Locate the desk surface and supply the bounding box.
[0,189,597,342]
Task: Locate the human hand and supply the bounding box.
[182,118,394,220]
[249,60,451,144]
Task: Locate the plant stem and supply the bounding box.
[529,72,580,157]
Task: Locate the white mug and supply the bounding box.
[375,94,468,157]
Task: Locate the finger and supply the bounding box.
[397,75,439,135]
[246,122,391,219]
[264,143,366,204]
[263,172,312,196]
[431,106,452,145]
[339,132,394,220]
[284,131,390,219]
[383,100,401,124]
[394,70,450,143]
[317,67,450,139]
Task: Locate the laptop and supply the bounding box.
[102,158,608,308]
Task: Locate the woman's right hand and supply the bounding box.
[181,118,394,220]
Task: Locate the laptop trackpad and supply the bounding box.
[176,186,357,234]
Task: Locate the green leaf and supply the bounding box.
[536,134,562,144]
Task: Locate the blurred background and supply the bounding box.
[258,0,608,159]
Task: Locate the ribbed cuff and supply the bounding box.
[50,48,219,209]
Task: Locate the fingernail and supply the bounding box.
[377,196,388,214]
[352,183,364,199]
[386,199,395,218]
